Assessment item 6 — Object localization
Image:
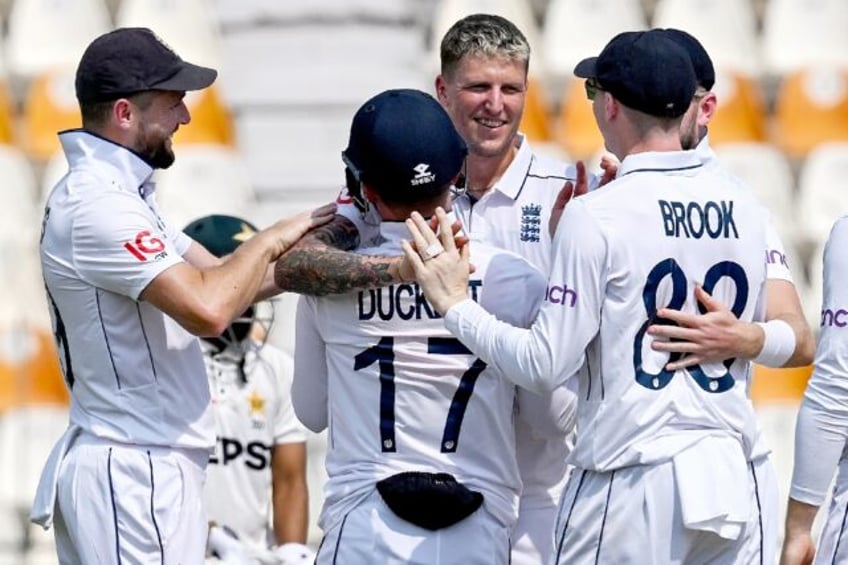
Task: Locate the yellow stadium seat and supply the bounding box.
[708,72,768,146]
[21,68,80,161]
[173,85,236,146]
[749,364,812,404]
[519,78,552,142]
[0,83,16,145]
[773,67,848,158]
[554,79,604,161]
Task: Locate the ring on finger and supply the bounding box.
[422,242,445,261]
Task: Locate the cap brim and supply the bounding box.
[573,57,598,78]
[152,62,217,92]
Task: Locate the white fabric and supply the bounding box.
[337,135,579,565]
[752,319,796,367]
[673,436,750,540]
[40,130,212,450]
[443,149,769,473]
[292,217,549,536]
[812,455,848,564]
[452,137,580,564]
[790,216,848,506]
[314,489,510,565]
[697,136,794,284]
[552,455,771,564]
[204,340,307,548]
[53,432,208,563]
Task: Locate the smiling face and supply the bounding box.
[130,90,191,169]
[436,54,527,161]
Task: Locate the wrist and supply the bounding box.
[752,319,796,367]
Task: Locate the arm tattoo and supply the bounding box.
[274,215,399,296]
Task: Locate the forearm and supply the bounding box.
[272,215,403,296]
[275,245,401,296]
[784,498,820,540]
[273,479,309,544]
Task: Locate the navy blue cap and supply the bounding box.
[660,28,715,91]
[343,89,467,203]
[183,215,258,258]
[76,27,217,104]
[574,30,697,118]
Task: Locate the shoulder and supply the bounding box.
[527,150,574,181]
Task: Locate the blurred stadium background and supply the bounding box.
[1,0,846,562]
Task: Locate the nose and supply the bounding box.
[484,88,504,113]
[179,101,191,125]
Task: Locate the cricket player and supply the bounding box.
[292,88,559,564]
[781,216,848,565]
[406,30,780,564]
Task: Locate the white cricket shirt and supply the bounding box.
[790,216,848,505]
[445,150,771,471]
[696,135,793,283]
[292,219,549,532]
[204,340,307,547]
[40,130,214,450]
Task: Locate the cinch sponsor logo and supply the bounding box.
[822,308,848,327]
[765,249,788,267]
[545,284,577,307]
[358,280,482,321]
[209,437,272,470]
[658,199,739,239]
[123,230,167,261]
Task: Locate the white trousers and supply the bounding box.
[814,457,848,564]
[552,456,777,565]
[54,435,208,564]
[511,502,557,565]
[316,489,511,565]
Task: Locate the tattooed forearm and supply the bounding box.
[274,215,399,295]
[304,216,360,251]
[275,248,397,295]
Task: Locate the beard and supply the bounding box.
[134,122,176,169]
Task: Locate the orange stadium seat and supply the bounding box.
[749,364,812,404]
[0,326,68,412]
[519,77,552,142]
[21,69,80,161]
[773,67,848,159]
[554,78,604,161]
[173,85,236,147]
[708,72,768,146]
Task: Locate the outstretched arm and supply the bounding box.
[647,280,814,369]
[273,215,406,296]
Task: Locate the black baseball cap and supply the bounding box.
[660,29,715,91]
[574,30,696,118]
[183,215,257,258]
[75,27,217,104]
[342,89,467,203]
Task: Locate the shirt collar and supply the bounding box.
[485,133,532,201]
[694,133,717,166]
[59,129,156,197]
[377,211,460,243]
[616,149,703,178]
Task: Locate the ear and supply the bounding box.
[434,75,448,104]
[698,91,718,126]
[603,92,618,121]
[112,98,135,130]
[362,183,379,203]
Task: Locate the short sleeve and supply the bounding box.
[73,189,185,300]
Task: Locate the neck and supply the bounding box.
[464,142,518,198]
[614,129,683,161]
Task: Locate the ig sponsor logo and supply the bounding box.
[123,230,167,261]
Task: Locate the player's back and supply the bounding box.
[302,226,546,531]
[559,151,769,471]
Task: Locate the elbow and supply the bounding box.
[794,334,817,367]
[183,304,233,338]
[292,402,326,433]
